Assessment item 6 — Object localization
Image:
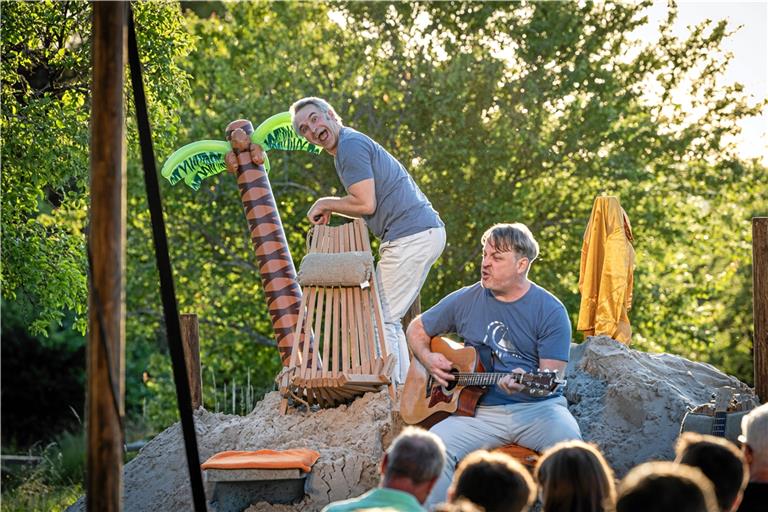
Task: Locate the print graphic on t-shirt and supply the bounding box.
[482,321,525,364]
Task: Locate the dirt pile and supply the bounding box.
[67,336,757,511]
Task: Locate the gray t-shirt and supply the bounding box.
[421,282,571,405]
[334,127,443,242]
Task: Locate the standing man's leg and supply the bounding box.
[376,226,445,383]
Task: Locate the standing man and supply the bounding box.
[291,97,445,384]
[406,223,582,506]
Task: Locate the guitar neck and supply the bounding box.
[453,372,521,387]
[711,411,727,437]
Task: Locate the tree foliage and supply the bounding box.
[2,1,764,433]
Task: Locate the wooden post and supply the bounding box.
[180,314,203,409]
[753,217,768,402]
[87,3,127,511]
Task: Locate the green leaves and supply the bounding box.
[3,1,764,433]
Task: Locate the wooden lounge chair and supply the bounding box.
[278,219,396,413]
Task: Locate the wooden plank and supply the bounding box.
[352,287,370,373]
[180,314,202,409]
[753,217,768,402]
[300,288,318,381]
[88,4,127,511]
[331,288,341,379]
[310,283,325,380]
[322,287,333,382]
[361,289,380,374]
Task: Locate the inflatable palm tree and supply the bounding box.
[161,113,320,365]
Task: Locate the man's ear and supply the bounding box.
[516,256,530,274]
[380,453,389,475]
[743,444,754,465]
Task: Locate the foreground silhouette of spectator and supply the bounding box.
[445,450,535,512]
[534,440,616,512]
[321,427,445,512]
[674,432,748,511]
[736,403,768,512]
[432,499,483,512]
[617,461,719,512]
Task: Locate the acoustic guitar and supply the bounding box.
[399,336,564,429]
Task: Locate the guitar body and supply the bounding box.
[400,337,487,429]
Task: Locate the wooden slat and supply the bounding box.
[300,287,317,381]
[321,288,333,382]
[310,283,325,379]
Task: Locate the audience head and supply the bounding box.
[381,426,446,504]
[534,440,616,512]
[448,450,535,512]
[617,461,718,512]
[432,499,483,512]
[739,402,768,481]
[674,432,748,511]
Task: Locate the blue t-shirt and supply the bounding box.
[421,282,571,405]
[334,127,443,242]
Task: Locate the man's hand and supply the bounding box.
[498,368,527,395]
[307,199,331,225]
[406,317,455,387]
[421,352,455,388]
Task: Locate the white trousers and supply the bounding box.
[425,396,582,507]
[376,226,446,384]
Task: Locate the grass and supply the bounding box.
[2,429,85,511]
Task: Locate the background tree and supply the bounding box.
[2,1,764,440]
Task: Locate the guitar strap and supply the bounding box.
[475,343,495,373]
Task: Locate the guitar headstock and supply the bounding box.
[520,369,565,397]
[711,386,736,413]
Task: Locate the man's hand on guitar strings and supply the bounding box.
[498,368,527,395]
[422,351,455,388]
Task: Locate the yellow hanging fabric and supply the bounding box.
[577,196,635,344]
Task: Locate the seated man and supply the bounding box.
[674,432,748,512]
[322,426,446,512]
[447,450,535,512]
[617,461,719,512]
[736,402,768,512]
[407,222,582,506]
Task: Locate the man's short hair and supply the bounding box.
[534,440,616,512]
[289,96,343,133]
[739,402,768,459]
[481,223,539,263]
[675,432,748,511]
[385,426,445,484]
[451,450,535,512]
[617,461,719,512]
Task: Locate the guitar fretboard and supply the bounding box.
[453,372,524,387]
[711,412,727,437]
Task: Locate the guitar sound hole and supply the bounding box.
[445,368,459,391]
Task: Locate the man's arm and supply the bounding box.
[307,178,376,225]
[498,358,567,394]
[406,316,454,387]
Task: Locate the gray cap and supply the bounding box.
[738,402,768,447]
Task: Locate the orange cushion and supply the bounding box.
[201,449,320,473]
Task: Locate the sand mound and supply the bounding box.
[67,336,757,511]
